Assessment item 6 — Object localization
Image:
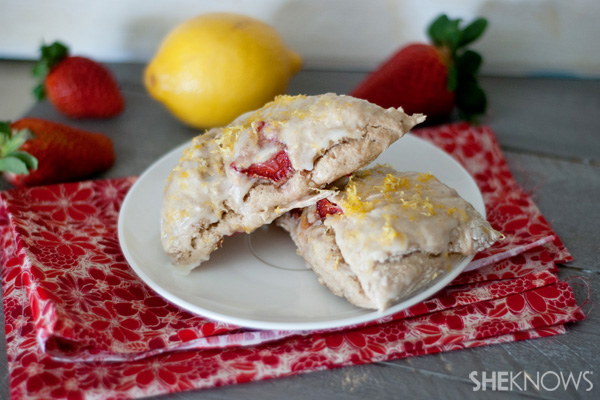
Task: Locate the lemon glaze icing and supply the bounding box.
[160,94,425,271]
[311,166,503,310]
[325,166,501,272]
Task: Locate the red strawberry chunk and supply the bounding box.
[233,150,292,183]
[316,199,343,219]
[289,208,303,219]
[254,120,266,133]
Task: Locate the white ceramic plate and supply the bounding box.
[118,134,485,331]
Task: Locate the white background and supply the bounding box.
[1,0,599,77]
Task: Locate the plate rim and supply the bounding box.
[118,133,483,331]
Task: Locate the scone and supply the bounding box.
[277,166,502,311]
[161,94,425,273]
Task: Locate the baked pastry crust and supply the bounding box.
[277,166,502,311]
[161,94,425,273]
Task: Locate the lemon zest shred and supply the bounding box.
[417,172,435,182]
[381,214,405,244]
[333,256,341,270]
[447,207,469,222]
[399,192,437,216]
[377,173,410,194]
[340,180,374,215]
[215,124,244,154]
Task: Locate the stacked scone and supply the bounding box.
[277,166,502,311]
[161,93,501,310]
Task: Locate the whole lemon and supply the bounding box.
[144,13,302,129]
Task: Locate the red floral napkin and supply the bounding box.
[0,123,586,399]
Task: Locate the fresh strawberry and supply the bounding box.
[351,14,488,121]
[33,41,124,119]
[232,150,292,183]
[316,198,343,219]
[352,44,455,118]
[0,118,115,187]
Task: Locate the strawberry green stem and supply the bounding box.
[427,14,488,122]
[32,41,70,101]
[0,122,38,175]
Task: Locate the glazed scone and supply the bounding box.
[277,166,502,311]
[161,94,425,273]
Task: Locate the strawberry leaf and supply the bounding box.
[428,14,461,53]
[2,129,33,155]
[32,61,50,100]
[457,50,483,76]
[32,41,69,101]
[455,50,486,121]
[32,60,49,80]
[33,84,46,101]
[9,151,38,171]
[0,123,38,175]
[455,78,487,123]
[0,121,10,144]
[0,156,29,175]
[428,15,451,47]
[427,14,488,122]
[458,18,488,48]
[40,41,69,69]
[0,121,10,132]
[447,63,458,92]
[445,20,462,52]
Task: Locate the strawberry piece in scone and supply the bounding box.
[161,94,425,273]
[316,198,343,219]
[232,149,292,183]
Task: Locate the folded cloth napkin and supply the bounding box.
[0,123,586,400]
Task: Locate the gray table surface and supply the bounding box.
[0,62,599,399]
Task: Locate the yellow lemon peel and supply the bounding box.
[340,180,374,215]
[144,13,302,129]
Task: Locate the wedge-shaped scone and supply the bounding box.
[277,166,502,311]
[161,94,425,272]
